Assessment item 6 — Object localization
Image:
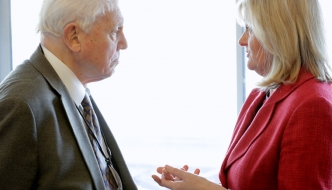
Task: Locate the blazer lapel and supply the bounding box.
[29,45,105,190]
[223,69,316,171]
[224,90,272,170]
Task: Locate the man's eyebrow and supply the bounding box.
[118,17,124,25]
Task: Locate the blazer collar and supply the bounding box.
[223,68,315,170]
[29,45,106,190]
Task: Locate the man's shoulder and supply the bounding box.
[0,61,55,103]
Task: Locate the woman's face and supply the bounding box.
[238,26,270,76]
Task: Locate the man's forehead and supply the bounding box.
[107,8,124,25]
[93,10,123,29]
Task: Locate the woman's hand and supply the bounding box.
[152,165,226,190]
[152,165,200,183]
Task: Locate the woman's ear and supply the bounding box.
[63,23,81,52]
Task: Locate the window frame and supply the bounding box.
[0,0,12,82]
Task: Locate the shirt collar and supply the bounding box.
[42,45,86,106]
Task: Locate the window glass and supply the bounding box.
[11,0,237,189]
[11,0,43,68]
[90,1,237,188]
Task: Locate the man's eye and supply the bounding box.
[111,30,118,35]
[110,26,123,39]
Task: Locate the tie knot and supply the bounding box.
[81,94,92,111]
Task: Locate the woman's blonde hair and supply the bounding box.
[237,0,332,90]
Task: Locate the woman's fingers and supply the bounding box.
[194,168,200,175]
[153,164,201,188]
[151,174,162,185]
[181,165,189,171]
[163,168,175,180]
[156,167,164,174]
[164,165,188,180]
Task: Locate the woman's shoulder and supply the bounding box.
[292,76,332,101]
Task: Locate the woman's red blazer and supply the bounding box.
[219,69,332,190]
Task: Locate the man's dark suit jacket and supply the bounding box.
[0,46,137,190]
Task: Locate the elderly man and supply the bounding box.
[0,0,137,189]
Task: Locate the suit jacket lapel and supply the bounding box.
[90,96,137,190]
[29,45,105,190]
[60,96,105,190]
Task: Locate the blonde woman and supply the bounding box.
[152,0,332,189]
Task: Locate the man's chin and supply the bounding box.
[102,69,115,79]
[86,71,115,84]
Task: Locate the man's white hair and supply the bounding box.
[37,0,119,38]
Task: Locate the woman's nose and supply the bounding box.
[238,31,247,47]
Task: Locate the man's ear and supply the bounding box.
[63,23,81,52]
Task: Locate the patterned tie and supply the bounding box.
[81,93,122,189]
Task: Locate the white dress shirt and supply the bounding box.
[42,45,110,158]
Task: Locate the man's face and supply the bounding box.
[78,9,127,84]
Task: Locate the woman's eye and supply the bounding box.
[245,26,253,35]
[245,26,252,32]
